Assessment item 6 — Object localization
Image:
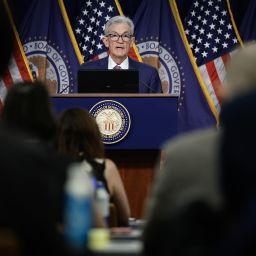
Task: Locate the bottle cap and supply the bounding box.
[88,228,110,251]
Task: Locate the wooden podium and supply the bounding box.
[51,93,178,218]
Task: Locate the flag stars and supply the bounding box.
[207,32,213,39]
[215,5,220,11]
[194,1,199,7]
[209,23,215,30]
[212,14,218,20]
[84,35,90,41]
[212,46,218,53]
[187,20,193,26]
[108,5,114,12]
[97,43,103,49]
[222,10,227,16]
[224,33,230,39]
[105,15,110,21]
[222,42,228,48]
[219,19,225,25]
[86,0,92,7]
[204,42,210,48]
[199,28,205,34]
[217,28,222,34]
[215,37,220,43]
[82,45,87,51]
[185,29,190,35]
[208,0,213,6]
[202,51,208,58]
[191,10,196,16]
[90,17,96,23]
[197,37,202,43]
[202,19,207,25]
[197,15,202,21]
[191,34,197,39]
[227,23,232,30]
[205,9,210,15]
[233,38,238,44]
[87,26,93,33]
[79,18,85,25]
[99,1,105,7]
[75,28,81,34]
[97,10,103,17]
[189,43,194,49]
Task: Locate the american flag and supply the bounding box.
[74,0,140,62]
[74,0,120,62]
[184,0,241,112]
[0,1,32,111]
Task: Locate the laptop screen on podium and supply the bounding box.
[77,69,139,93]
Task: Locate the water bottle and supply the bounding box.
[64,163,93,250]
[95,181,110,225]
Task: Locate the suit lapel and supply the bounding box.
[128,57,139,70]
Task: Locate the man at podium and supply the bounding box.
[79,15,162,93]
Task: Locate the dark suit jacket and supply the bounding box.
[79,57,163,93]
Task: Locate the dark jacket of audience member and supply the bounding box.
[219,90,256,256]
[0,4,78,255]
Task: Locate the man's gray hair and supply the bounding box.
[225,42,256,99]
[104,16,134,35]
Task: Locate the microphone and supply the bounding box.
[139,79,161,93]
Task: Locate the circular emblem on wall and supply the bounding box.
[23,38,75,94]
[136,37,184,96]
[89,100,131,144]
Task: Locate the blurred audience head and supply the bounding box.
[224,42,256,99]
[0,1,13,77]
[56,107,104,160]
[2,81,57,142]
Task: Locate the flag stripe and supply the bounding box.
[0,0,33,109]
[8,55,24,84]
[12,43,31,81]
[2,68,14,88]
[214,56,226,84]
[221,53,231,69]
[205,60,222,104]
[198,64,221,113]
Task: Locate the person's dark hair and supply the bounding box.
[2,81,57,142]
[0,1,14,76]
[56,108,104,160]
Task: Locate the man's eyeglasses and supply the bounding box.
[107,33,133,42]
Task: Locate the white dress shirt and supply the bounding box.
[108,56,129,69]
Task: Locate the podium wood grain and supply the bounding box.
[107,150,160,219]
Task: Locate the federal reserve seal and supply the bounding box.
[89,100,131,144]
[23,38,75,94]
[136,37,185,96]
